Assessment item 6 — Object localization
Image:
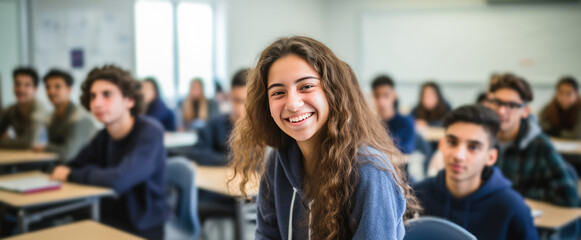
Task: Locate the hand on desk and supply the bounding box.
[51,166,71,181]
[32,144,46,152]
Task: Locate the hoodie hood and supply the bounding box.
[516,115,542,150]
[277,142,306,196]
[433,167,512,228]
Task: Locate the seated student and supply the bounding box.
[488,73,579,206]
[141,77,176,131]
[230,36,419,239]
[0,67,45,149]
[187,68,249,166]
[415,105,538,240]
[372,75,415,154]
[539,76,581,139]
[411,81,451,128]
[180,77,219,130]
[32,69,96,163]
[50,65,169,239]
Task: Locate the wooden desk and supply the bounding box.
[550,138,581,155]
[164,132,198,149]
[526,198,581,230]
[195,165,259,197]
[4,220,143,240]
[0,150,58,166]
[0,172,114,233]
[195,164,260,240]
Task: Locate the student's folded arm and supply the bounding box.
[75,133,163,193]
[256,154,281,240]
[0,118,40,149]
[545,153,579,207]
[60,118,95,162]
[351,163,406,240]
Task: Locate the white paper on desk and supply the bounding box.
[0,176,61,194]
[552,142,579,152]
[531,209,543,218]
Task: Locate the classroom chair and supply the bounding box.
[404,216,476,240]
[165,157,201,240]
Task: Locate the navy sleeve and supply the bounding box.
[187,117,228,166]
[508,197,539,240]
[256,153,281,240]
[67,127,165,194]
[351,161,406,239]
[163,111,177,132]
[394,116,416,154]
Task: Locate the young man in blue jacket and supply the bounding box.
[371,75,415,154]
[51,65,169,239]
[414,105,538,240]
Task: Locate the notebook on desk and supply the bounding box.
[0,176,61,194]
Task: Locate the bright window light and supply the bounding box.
[135,1,175,101]
[177,2,214,97]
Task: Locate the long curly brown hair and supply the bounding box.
[229,36,420,239]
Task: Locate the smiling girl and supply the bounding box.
[229,36,419,240]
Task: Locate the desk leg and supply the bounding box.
[91,199,100,222]
[17,209,28,233]
[235,200,244,240]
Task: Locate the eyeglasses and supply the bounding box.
[487,99,526,110]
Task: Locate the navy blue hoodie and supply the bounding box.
[67,116,169,239]
[146,97,176,131]
[256,142,406,239]
[414,167,539,240]
[187,114,232,166]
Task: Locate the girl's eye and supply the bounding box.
[300,85,313,90]
[271,91,284,96]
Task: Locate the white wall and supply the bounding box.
[225,0,325,83]
[0,0,21,109]
[320,0,581,112]
[30,0,135,107]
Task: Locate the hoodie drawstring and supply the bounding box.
[444,195,451,220]
[288,188,298,240]
[463,201,471,229]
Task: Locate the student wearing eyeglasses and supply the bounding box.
[488,74,579,207]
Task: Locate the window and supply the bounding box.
[135,0,214,106]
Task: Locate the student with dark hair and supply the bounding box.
[0,67,45,148]
[187,68,250,166]
[411,81,451,128]
[539,76,581,139]
[414,105,538,240]
[33,69,96,163]
[488,73,578,206]
[142,77,176,131]
[372,75,415,154]
[50,65,169,239]
[230,36,420,239]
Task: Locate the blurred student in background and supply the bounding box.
[539,76,581,139]
[488,73,578,207]
[33,69,96,163]
[142,77,176,131]
[0,67,45,149]
[51,65,168,239]
[411,81,451,128]
[372,75,415,154]
[415,105,538,240]
[186,68,249,166]
[181,78,219,130]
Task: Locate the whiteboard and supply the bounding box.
[360,4,581,85]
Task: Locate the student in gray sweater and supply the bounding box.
[0,67,45,149]
[33,69,97,163]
